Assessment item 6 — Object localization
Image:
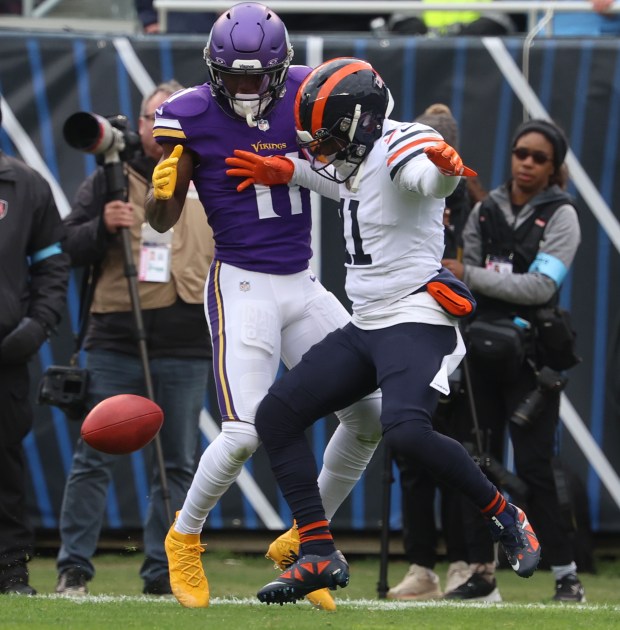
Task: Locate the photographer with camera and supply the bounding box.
[55,81,214,597]
[0,95,70,595]
[442,119,584,602]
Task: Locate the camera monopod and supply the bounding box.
[460,349,529,503]
[64,113,173,525]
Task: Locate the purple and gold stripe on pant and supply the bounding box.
[207,260,237,420]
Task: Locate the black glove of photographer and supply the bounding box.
[0,317,48,365]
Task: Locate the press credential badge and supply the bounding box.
[139,222,173,282]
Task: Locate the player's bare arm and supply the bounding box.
[146,143,194,232]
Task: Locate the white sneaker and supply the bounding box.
[387,564,442,600]
[445,560,472,594]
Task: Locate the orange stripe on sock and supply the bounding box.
[298,521,329,535]
[301,534,333,542]
[481,492,506,515]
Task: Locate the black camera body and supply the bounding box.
[463,441,529,501]
[37,365,89,420]
[510,366,568,428]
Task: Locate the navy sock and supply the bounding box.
[480,490,511,520]
[298,520,336,557]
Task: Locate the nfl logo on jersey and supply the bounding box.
[239,281,251,292]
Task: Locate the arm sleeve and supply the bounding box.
[463,203,581,306]
[288,157,341,201]
[394,157,460,199]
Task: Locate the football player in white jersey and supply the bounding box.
[226,57,542,605]
[146,7,381,611]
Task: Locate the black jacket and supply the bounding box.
[0,151,69,340]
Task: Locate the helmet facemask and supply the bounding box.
[297,104,373,183]
[205,53,292,127]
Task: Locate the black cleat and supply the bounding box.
[488,503,541,578]
[0,578,36,596]
[257,550,349,605]
[553,574,586,602]
[444,573,502,602]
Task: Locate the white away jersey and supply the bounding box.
[338,119,458,320]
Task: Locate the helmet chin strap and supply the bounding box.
[347,104,362,142]
[344,105,363,192]
[347,162,364,193]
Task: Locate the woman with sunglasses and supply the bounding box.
[442,119,584,603]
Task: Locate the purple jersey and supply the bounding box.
[153,66,313,274]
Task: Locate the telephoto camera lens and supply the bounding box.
[510,366,568,428]
[510,389,548,428]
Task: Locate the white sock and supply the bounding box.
[551,562,578,581]
[175,422,259,534]
[318,394,381,520]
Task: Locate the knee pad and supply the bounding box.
[334,392,383,446]
[220,421,260,463]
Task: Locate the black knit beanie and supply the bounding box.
[511,119,568,171]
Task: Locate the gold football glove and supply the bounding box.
[152,144,183,200]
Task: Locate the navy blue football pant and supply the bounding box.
[256,322,499,532]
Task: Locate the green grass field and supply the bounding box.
[1,549,620,629]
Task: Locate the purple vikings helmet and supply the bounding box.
[204,2,293,126]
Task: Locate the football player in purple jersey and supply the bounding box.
[225,57,542,605]
[145,3,382,611]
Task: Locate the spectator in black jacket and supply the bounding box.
[0,95,70,595]
[442,118,584,602]
[55,81,214,597]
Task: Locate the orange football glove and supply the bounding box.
[424,141,477,177]
[225,150,294,192]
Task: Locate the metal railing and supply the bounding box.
[152,0,620,34]
[21,0,134,19]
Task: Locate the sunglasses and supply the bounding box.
[512,147,551,165]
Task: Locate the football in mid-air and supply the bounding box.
[81,394,163,455]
